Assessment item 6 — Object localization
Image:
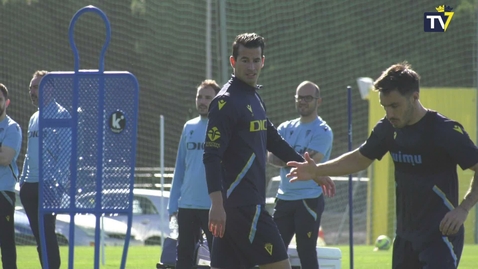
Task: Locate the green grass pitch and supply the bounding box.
[339,244,478,269]
[16,244,478,268]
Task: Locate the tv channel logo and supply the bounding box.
[424,5,454,32]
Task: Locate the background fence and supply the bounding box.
[2,0,477,267]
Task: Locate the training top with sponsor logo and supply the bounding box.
[277,117,333,200]
[0,115,22,192]
[359,111,478,242]
[203,76,303,207]
[168,116,211,215]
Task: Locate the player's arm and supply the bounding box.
[266,119,304,163]
[0,146,16,166]
[316,149,372,176]
[307,150,324,163]
[20,153,27,185]
[267,122,289,167]
[269,153,326,167]
[203,96,237,237]
[287,119,389,181]
[20,117,35,185]
[438,122,478,235]
[438,122,478,213]
[203,96,236,195]
[307,127,333,184]
[268,149,324,168]
[458,163,478,213]
[267,152,287,167]
[0,123,22,166]
[168,126,187,216]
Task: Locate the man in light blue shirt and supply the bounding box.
[20,70,71,269]
[0,83,22,269]
[268,81,333,269]
[168,79,220,268]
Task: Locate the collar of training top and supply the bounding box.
[230,75,263,91]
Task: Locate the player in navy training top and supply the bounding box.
[203,33,335,269]
[287,62,478,269]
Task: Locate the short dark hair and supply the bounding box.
[373,62,420,96]
[0,83,8,99]
[199,79,221,95]
[232,33,265,60]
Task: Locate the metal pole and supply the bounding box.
[334,171,364,245]
[219,0,228,84]
[160,115,165,247]
[347,86,354,269]
[101,216,105,265]
[475,6,478,244]
[206,0,212,79]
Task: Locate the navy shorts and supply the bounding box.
[392,230,464,269]
[211,204,288,269]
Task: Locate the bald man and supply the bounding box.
[268,81,334,269]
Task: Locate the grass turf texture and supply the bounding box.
[339,244,478,269]
[16,244,478,268]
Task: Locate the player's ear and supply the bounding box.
[261,56,265,68]
[230,56,236,68]
[5,99,10,108]
[316,97,322,107]
[413,91,419,101]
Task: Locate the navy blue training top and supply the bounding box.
[360,111,478,242]
[203,76,304,207]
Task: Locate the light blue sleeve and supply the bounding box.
[168,125,187,215]
[277,121,286,138]
[308,127,333,162]
[2,123,22,178]
[20,155,27,185]
[2,123,22,153]
[20,117,34,185]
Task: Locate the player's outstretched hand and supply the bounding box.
[209,204,226,238]
[319,177,336,197]
[287,152,318,183]
[439,206,468,236]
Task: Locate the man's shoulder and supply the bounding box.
[185,116,201,125]
[432,111,459,126]
[218,86,243,101]
[220,79,253,99]
[431,111,468,136]
[314,117,332,133]
[373,116,392,130]
[4,115,18,125]
[369,116,394,139]
[209,90,240,114]
[31,111,39,120]
[279,118,300,129]
[5,116,21,132]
